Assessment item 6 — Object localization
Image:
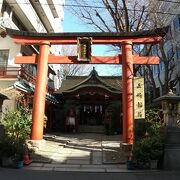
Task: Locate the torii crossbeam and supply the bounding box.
[6,28,167,144]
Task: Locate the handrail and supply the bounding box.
[20,66,55,93]
[0,66,21,78]
[0,66,55,93]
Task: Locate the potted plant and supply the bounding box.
[133,108,164,169]
[149,136,163,169]
[133,138,151,169]
[133,135,163,169]
[12,139,25,168]
[1,108,32,168]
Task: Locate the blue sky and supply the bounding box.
[63,7,122,76]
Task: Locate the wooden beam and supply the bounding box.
[14,54,159,65]
[12,36,162,45]
[133,55,159,64]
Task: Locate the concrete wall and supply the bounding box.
[1,99,16,120]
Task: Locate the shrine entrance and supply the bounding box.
[6,27,166,144]
[80,98,104,126]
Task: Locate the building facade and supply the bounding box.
[0,0,64,119]
[0,0,65,89]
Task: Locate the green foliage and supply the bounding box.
[145,108,162,123]
[2,108,31,141]
[133,138,151,164]
[0,108,32,159]
[133,136,163,163]
[133,108,164,167]
[145,108,164,137]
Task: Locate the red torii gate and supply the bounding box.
[6,28,166,144]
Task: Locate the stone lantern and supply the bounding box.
[155,90,180,170]
[155,90,180,127]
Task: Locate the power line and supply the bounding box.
[158,0,180,4]
[67,0,180,5]
[0,2,179,16]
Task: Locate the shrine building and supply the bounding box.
[54,67,122,134]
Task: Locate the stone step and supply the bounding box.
[79,125,105,133]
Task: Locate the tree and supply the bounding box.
[67,0,179,99]
[69,0,149,32]
[140,0,179,97]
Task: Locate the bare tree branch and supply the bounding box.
[122,0,130,32]
[67,0,178,98]
[136,6,145,31]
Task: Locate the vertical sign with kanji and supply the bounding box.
[133,77,145,119]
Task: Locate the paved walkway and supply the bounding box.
[25,133,131,172]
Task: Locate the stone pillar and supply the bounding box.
[31,41,50,140]
[163,99,180,170]
[121,41,134,144]
[155,91,180,170]
[162,101,179,127]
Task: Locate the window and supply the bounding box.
[176,46,180,60]
[0,50,9,75]
[152,45,158,56]
[166,26,172,40]
[173,16,180,32]
[160,61,165,71]
[153,65,159,75]
[167,47,174,60]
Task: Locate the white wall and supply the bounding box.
[39,0,55,31]
[0,0,3,16]
[0,36,21,66]
[13,0,46,32]
[53,0,65,20]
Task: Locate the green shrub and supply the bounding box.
[2,108,31,141]
[133,136,163,169]
[0,108,32,159]
[133,108,164,167]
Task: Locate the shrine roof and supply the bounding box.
[6,27,168,39]
[55,69,122,94]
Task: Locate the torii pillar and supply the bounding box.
[122,41,134,144]
[31,41,50,140]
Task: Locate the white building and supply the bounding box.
[0,0,65,90]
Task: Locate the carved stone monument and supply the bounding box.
[155,90,180,170]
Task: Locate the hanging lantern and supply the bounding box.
[77,37,92,61]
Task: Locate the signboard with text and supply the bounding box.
[133,77,145,119]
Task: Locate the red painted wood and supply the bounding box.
[0,75,18,78]
[31,41,50,140]
[11,33,162,145]
[11,36,162,45]
[122,41,134,144]
[15,55,159,65]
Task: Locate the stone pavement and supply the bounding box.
[25,133,130,172]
